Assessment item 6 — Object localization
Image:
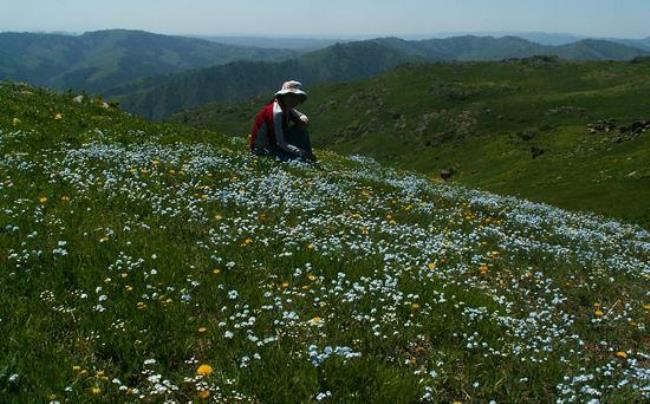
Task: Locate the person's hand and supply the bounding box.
[297,115,310,130]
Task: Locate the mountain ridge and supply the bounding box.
[112,35,649,119]
[0,29,299,93]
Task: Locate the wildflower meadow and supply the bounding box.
[0,82,648,402]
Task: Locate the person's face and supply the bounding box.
[283,94,301,109]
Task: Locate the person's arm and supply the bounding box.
[273,103,306,157]
[291,108,310,126]
[289,108,316,161]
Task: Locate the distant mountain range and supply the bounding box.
[369,36,650,61]
[402,32,587,46]
[190,35,344,52]
[188,32,650,49]
[608,37,650,51]
[0,29,299,92]
[110,35,650,119]
[1,30,648,119]
[108,40,415,119]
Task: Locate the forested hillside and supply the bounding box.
[0,30,298,93]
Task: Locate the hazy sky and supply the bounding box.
[1,0,648,38]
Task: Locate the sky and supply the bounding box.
[1,0,648,39]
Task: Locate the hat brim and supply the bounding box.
[275,89,308,101]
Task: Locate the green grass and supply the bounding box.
[1,82,649,402]
[171,59,650,229]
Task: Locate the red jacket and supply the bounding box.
[250,100,303,153]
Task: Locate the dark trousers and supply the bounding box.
[255,127,313,162]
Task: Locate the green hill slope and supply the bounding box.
[0,30,298,93]
[170,59,650,228]
[112,36,649,120]
[1,82,649,402]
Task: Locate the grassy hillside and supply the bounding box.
[0,30,298,93]
[112,36,649,120]
[171,58,650,228]
[1,81,650,402]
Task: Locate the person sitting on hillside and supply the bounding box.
[249,80,317,162]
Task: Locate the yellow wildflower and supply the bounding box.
[90,386,102,395]
[197,390,210,399]
[411,303,420,311]
[198,327,207,334]
[616,351,628,359]
[427,262,437,270]
[54,113,63,120]
[212,268,221,275]
[214,214,223,221]
[197,364,213,377]
[594,309,604,317]
[12,117,21,126]
[61,195,71,202]
[38,196,48,204]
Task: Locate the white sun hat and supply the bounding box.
[275,80,308,101]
